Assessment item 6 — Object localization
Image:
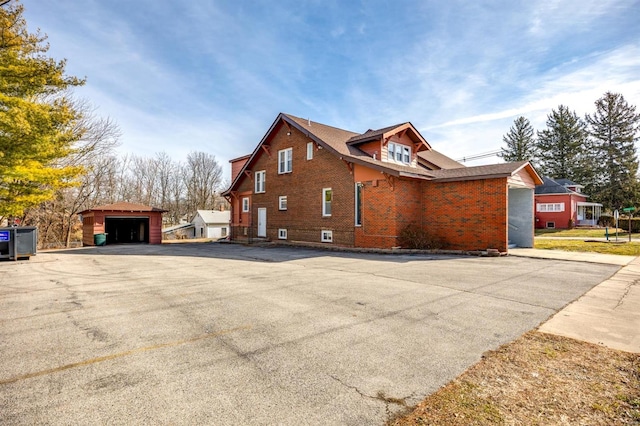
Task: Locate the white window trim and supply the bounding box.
[278,229,287,240]
[279,195,287,211]
[242,197,249,212]
[278,148,293,174]
[321,230,333,242]
[387,142,411,165]
[536,202,565,212]
[322,188,332,217]
[255,170,266,193]
[306,142,314,160]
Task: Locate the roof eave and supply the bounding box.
[433,173,513,183]
[224,113,289,194]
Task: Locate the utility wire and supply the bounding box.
[456,150,502,163]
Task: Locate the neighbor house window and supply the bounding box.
[278,148,293,174]
[279,196,287,210]
[355,183,362,226]
[242,197,249,212]
[307,142,314,160]
[537,203,564,212]
[278,229,287,240]
[321,230,333,242]
[255,170,266,193]
[322,188,332,217]
[221,227,227,237]
[387,142,411,165]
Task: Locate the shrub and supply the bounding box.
[602,214,640,232]
[598,214,614,227]
[618,217,640,233]
[398,224,443,249]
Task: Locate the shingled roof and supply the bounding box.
[224,113,541,195]
[346,123,410,144]
[418,149,465,170]
[283,114,435,179]
[430,161,541,183]
[535,177,579,195]
[80,202,167,214]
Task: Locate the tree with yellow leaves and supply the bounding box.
[0,1,85,219]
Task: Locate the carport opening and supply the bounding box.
[105,217,149,244]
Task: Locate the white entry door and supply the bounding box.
[257,208,267,237]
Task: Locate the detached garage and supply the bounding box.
[80,202,166,246]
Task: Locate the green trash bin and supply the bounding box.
[94,233,107,246]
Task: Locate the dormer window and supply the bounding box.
[388,142,411,165]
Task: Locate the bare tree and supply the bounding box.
[183,151,223,213]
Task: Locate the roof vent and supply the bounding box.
[308,118,311,126]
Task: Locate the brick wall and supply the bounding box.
[234,121,356,246]
[355,177,424,248]
[422,178,508,251]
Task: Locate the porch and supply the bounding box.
[576,202,602,227]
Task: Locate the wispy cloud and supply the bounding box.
[20,0,640,170]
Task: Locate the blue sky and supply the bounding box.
[21,0,640,176]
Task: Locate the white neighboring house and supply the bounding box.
[192,210,230,239]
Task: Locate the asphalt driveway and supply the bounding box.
[0,244,619,425]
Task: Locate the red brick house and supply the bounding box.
[534,177,602,229]
[222,113,542,252]
[80,202,166,245]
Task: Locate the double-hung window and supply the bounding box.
[322,188,332,217]
[242,197,250,212]
[278,148,293,174]
[387,142,411,165]
[279,196,287,210]
[255,170,266,193]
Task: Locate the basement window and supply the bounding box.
[321,230,333,242]
[546,222,555,229]
[278,229,287,240]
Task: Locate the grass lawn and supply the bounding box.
[389,331,640,425]
[535,228,640,238]
[535,239,640,256]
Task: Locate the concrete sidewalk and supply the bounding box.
[509,247,636,266]
[510,248,639,353]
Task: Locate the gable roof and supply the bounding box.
[430,161,543,184]
[80,202,166,214]
[194,210,230,224]
[222,113,542,194]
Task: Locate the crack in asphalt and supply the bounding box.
[329,374,413,421]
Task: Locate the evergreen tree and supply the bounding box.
[586,92,640,210]
[536,105,588,182]
[498,116,537,163]
[0,1,85,219]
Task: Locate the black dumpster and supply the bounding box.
[0,226,38,261]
